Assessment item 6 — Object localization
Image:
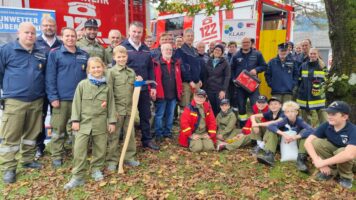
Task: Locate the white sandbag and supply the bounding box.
[280,125,298,162]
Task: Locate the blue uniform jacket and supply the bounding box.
[121,39,155,90]
[265,55,299,95]
[175,43,202,83]
[268,116,314,139]
[36,34,62,53]
[46,45,89,102]
[230,48,267,79]
[0,40,47,101]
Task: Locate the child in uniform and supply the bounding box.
[64,57,116,189]
[106,46,140,171]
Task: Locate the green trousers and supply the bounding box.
[264,130,306,154]
[249,118,265,141]
[0,98,43,171]
[300,109,326,127]
[225,134,252,151]
[179,82,194,107]
[72,132,107,179]
[106,115,137,166]
[189,138,215,152]
[50,101,72,160]
[312,138,356,180]
[272,94,292,103]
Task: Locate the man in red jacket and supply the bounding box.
[179,89,217,152]
[153,43,183,142]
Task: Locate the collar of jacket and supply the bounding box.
[14,40,41,52]
[220,108,233,117]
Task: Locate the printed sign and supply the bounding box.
[194,13,220,43]
[0,7,55,44]
[0,7,55,33]
[222,19,257,45]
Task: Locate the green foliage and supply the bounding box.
[155,0,234,16]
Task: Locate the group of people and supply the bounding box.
[0,16,355,190]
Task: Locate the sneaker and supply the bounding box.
[251,145,262,156]
[3,170,16,184]
[338,178,353,189]
[216,143,227,151]
[315,172,333,181]
[52,159,62,168]
[124,160,140,167]
[22,161,42,169]
[63,178,85,190]
[257,151,275,166]
[296,153,309,173]
[143,141,160,151]
[91,170,104,181]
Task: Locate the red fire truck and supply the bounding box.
[0,0,149,44]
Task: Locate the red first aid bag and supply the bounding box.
[235,70,261,93]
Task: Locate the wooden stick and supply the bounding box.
[118,85,142,174]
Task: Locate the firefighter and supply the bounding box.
[35,15,62,159]
[296,48,327,126]
[77,18,105,61]
[230,37,267,127]
[104,29,122,65]
[0,22,47,184]
[46,27,89,168]
[265,43,299,103]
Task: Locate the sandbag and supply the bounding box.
[280,127,298,162]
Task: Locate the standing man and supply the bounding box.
[175,36,183,49]
[144,35,154,50]
[265,43,299,103]
[230,37,267,127]
[175,28,203,109]
[226,41,238,63]
[0,22,47,184]
[150,32,169,60]
[77,18,105,61]
[46,27,89,168]
[196,41,209,64]
[35,16,62,158]
[104,29,122,65]
[121,21,159,150]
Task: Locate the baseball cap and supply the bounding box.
[256,95,267,103]
[195,89,207,97]
[84,18,98,28]
[325,101,351,115]
[278,43,288,51]
[220,99,230,105]
[268,96,282,104]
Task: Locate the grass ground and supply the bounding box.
[1,131,355,200]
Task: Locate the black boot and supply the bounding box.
[3,170,16,184]
[257,151,275,166]
[296,153,308,173]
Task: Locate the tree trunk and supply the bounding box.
[324,0,356,122]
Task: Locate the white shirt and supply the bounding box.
[128,38,141,51]
[41,34,56,47]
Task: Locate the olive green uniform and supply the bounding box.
[50,101,72,161]
[189,105,215,152]
[106,64,137,166]
[71,79,116,179]
[0,98,43,171]
[77,37,105,61]
[312,138,356,180]
[216,110,251,150]
[104,46,114,65]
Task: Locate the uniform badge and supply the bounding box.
[82,64,85,71]
[341,135,349,144]
[237,58,243,62]
[101,101,107,108]
[38,63,43,69]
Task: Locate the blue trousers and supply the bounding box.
[138,90,153,144]
[154,99,177,137]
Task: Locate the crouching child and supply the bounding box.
[178,89,217,152]
[216,99,251,151]
[64,57,116,190]
[304,101,356,189]
[257,101,314,173]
